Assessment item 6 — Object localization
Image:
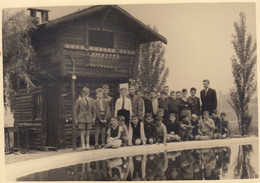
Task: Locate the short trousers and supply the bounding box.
[78,122,92,131]
[95,117,108,128]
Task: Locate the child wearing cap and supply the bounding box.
[94,88,110,149]
[144,113,158,144]
[195,111,215,140]
[129,115,146,145]
[155,117,167,145]
[166,113,181,142]
[103,116,122,149]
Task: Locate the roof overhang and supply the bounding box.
[37,5,167,44]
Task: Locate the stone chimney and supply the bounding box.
[27,8,50,24]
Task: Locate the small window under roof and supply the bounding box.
[89,30,114,48]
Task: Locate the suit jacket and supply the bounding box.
[144,98,153,114]
[94,99,110,121]
[168,98,179,114]
[127,94,141,117]
[158,98,169,114]
[179,98,192,112]
[200,88,217,113]
[74,97,96,123]
[187,96,201,116]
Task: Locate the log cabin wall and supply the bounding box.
[58,9,140,80]
[13,87,43,150]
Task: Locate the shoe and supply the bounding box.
[82,145,86,150]
[86,144,90,150]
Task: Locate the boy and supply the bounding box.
[195,111,215,140]
[104,116,122,149]
[190,114,199,139]
[115,87,132,128]
[74,87,96,150]
[179,89,192,123]
[166,113,181,142]
[187,87,201,117]
[136,90,145,119]
[157,108,164,121]
[150,91,159,118]
[144,113,158,144]
[169,90,176,100]
[176,91,182,101]
[220,112,230,138]
[155,117,167,145]
[94,88,110,149]
[180,115,193,141]
[158,91,169,121]
[118,115,130,146]
[129,115,146,145]
[143,91,153,115]
[102,84,114,116]
[168,91,180,121]
[211,110,221,139]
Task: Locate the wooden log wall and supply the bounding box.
[59,12,138,79]
[13,87,43,150]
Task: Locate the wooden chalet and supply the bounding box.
[13,5,167,150]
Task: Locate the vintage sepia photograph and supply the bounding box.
[2,0,259,181]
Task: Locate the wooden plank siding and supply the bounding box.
[58,12,139,79]
[13,87,43,150]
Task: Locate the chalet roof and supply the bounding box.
[38,5,167,44]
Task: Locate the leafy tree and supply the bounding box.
[137,26,169,93]
[3,10,37,111]
[228,12,257,135]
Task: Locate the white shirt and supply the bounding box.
[115,96,132,116]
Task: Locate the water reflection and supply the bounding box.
[233,145,258,179]
[17,144,258,181]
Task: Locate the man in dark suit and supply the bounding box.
[187,87,201,117]
[200,80,217,115]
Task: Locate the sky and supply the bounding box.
[8,2,257,95]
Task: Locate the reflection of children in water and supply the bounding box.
[154,151,168,180]
[126,155,146,181]
[200,148,218,180]
[165,151,182,180]
[106,157,130,181]
[180,150,194,180]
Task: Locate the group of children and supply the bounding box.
[74,84,230,150]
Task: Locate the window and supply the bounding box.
[33,94,42,120]
[89,30,114,48]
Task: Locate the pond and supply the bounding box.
[17,142,258,181]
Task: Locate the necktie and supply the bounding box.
[122,97,125,110]
[85,98,89,109]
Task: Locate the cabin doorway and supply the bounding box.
[45,85,59,148]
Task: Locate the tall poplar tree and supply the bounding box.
[228,12,257,135]
[137,26,169,92]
